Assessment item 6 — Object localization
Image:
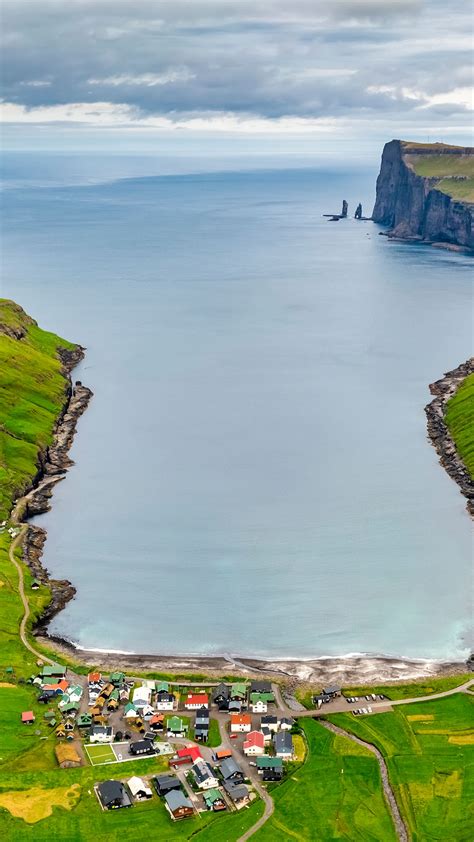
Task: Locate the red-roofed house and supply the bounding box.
[170,745,202,767]
[230,714,252,733]
[184,694,209,710]
[21,711,35,724]
[243,730,265,756]
[88,672,101,684]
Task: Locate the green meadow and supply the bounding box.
[253,719,397,841]
[330,693,474,841]
[445,372,474,479]
[404,151,474,202]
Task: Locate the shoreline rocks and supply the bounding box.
[425,358,474,517]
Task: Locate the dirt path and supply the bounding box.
[320,720,409,841]
[8,526,54,665]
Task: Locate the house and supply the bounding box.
[59,702,80,716]
[141,704,155,720]
[124,703,138,719]
[273,731,294,759]
[251,698,267,714]
[322,686,341,698]
[155,692,175,711]
[90,725,113,743]
[65,685,83,704]
[203,788,226,811]
[167,716,187,738]
[261,727,272,743]
[55,723,66,739]
[109,671,126,687]
[143,730,156,742]
[220,757,245,784]
[41,664,67,681]
[211,683,230,706]
[155,680,169,694]
[192,759,219,790]
[228,700,242,714]
[100,683,114,699]
[256,756,283,780]
[230,713,251,733]
[132,685,152,708]
[249,680,274,700]
[97,780,132,810]
[249,690,274,705]
[195,706,210,741]
[149,713,164,731]
[55,744,81,768]
[243,730,265,756]
[129,739,156,757]
[127,776,153,800]
[223,781,250,808]
[120,687,130,703]
[42,682,67,696]
[214,748,233,761]
[153,774,182,796]
[184,693,209,710]
[164,790,194,820]
[21,711,35,725]
[279,717,295,730]
[230,682,247,701]
[169,745,202,767]
[77,713,93,729]
[88,671,101,684]
[261,715,278,732]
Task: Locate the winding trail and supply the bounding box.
[320,720,409,841]
[7,525,54,665]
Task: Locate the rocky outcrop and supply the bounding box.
[22,525,76,631]
[373,140,473,250]
[425,358,474,517]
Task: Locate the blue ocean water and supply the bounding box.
[1,152,472,659]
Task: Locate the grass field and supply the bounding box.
[404,151,474,202]
[344,674,473,701]
[253,719,397,841]
[330,693,474,841]
[84,744,116,766]
[445,373,474,479]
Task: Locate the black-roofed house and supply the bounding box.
[153,774,182,796]
[322,686,341,698]
[129,739,156,757]
[249,679,273,696]
[273,731,294,759]
[223,780,250,807]
[195,706,210,741]
[279,717,295,730]
[261,714,278,732]
[211,683,229,705]
[192,759,219,790]
[97,780,132,810]
[220,756,245,784]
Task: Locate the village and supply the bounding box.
[19,663,315,822]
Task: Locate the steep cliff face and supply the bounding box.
[372,140,474,250]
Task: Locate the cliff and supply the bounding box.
[372,140,474,251]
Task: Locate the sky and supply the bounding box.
[0,0,472,161]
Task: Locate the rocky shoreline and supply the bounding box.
[13,346,93,631]
[425,358,474,517]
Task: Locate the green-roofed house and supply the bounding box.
[230,683,247,701]
[155,681,169,693]
[110,671,125,687]
[41,664,66,680]
[250,690,274,703]
[77,713,93,729]
[167,716,187,737]
[256,755,283,781]
[203,788,226,811]
[44,710,56,720]
[124,702,138,718]
[59,702,80,715]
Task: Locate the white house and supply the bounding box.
[155,693,175,711]
[132,686,152,708]
[89,725,113,744]
[124,703,138,719]
[251,699,267,714]
[127,776,152,800]
[192,759,219,790]
[243,731,265,756]
[261,715,278,733]
[230,714,252,733]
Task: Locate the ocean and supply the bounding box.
[1,151,472,660]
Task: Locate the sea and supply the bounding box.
[1,150,472,661]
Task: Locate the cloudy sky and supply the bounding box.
[1,0,472,157]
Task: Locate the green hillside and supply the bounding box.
[403,146,474,202]
[445,372,474,478]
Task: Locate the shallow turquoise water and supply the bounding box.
[1,156,472,659]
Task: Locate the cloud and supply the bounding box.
[367,85,473,111]
[88,68,195,87]
[19,79,51,87]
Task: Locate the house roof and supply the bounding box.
[195,706,210,722]
[55,744,81,765]
[220,757,243,779]
[230,682,247,696]
[41,663,66,677]
[230,713,251,726]
[323,686,341,695]
[250,680,272,694]
[212,683,230,700]
[165,790,193,812]
[167,716,184,731]
[274,731,293,752]
[176,745,201,762]
[88,672,101,683]
[21,711,35,722]
[192,759,216,785]
[155,681,169,692]
[110,671,125,681]
[223,781,249,802]
[256,756,283,768]
[124,703,137,714]
[98,780,125,806]
[127,776,152,796]
[244,730,265,749]
[261,715,278,724]
[185,693,209,706]
[215,749,232,760]
[204,788,224,805]
[150,713,164,725]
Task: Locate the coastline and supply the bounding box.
[425,357,474,517]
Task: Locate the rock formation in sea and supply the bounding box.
[372,139,473,250]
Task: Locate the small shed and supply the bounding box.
[21,711,35,725]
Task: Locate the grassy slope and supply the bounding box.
[344,674,473,701]
[330,694,474,841]
[253,719,397,841]
[404,152,474,202]
[445,373,474,479]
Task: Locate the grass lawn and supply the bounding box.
[84,744,116,766]
[330,693,474,841]
[445,373,474,479]
[404,151,474,202]
[344,674,472,701]
[253,718,397,841]
[206,718,222,748]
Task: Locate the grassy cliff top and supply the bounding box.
[401,141,474,202]
[445,372,474,480]
[0,299,76,519]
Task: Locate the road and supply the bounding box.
[8,525,54,666]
